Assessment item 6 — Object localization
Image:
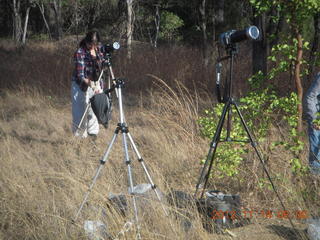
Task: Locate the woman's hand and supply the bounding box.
[83,78,91,86]
[312,117,320,130]
[312,123,320,130]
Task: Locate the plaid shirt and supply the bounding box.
[72,45,104,85]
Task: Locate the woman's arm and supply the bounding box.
[74,49,91,85]
[305,73,320,124]
[74,49,91,89]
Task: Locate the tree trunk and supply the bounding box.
[213,0,224,50]
[88,2,100,30]
[294,32,304,134]
[199,0,209,66]
[22,6,31,45]
[51,0,63,40]
[215,0,224,24]
[268,8,284,51]
[75,0,79,42]
[211,5,215,46]
[126,0,134,60]
[153,4,160,48]
[37,1,52,40]
[252,13,268,75]
[12,0,22,43]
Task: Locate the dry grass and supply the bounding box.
[0,40,318,240]
[0,87,207,239]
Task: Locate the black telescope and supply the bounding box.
[219,26,260,46]
[101,42,120,55]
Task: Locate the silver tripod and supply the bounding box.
[73,78,167,236]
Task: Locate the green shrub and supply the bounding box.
[198,88,305,178]
[159,11,184,42]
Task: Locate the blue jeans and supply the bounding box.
[308,124,320,174]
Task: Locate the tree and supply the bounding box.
[0,0,12,37]
[11,0,22,43]
[252,13,267,75]
[159,11,183,42]
[36,0,52,40]
[198,0,224,66]
[22,3,31,44]
[50,0,63,40]
[199,0,208,65]
[212,0,224,43]
[153,2,160,47]
[251,3,285,76]
[126,0,134,60]
[250,0,320,134]
[281,0,320,133]
[10,0,35,44]
[22,0,37,45]
[141,1,161,47]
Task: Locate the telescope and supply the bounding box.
[219,26,260,46]
[101,42,120,55]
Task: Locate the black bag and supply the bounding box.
[197,190,250,233]
[90,93,112,127]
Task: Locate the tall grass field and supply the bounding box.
[0,39,318,239]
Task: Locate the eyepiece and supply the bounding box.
[247,26,259,40]
[112,42,120,50]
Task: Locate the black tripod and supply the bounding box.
[193,44,295,230]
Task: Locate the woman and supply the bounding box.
[71,31,104,138]
[304,72,320,175]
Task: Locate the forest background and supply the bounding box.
[1,0,320,239]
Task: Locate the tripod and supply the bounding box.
[193,44,293,225]
[73,60,167,235]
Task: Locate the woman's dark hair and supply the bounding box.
[79,31,101,48]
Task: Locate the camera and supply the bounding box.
[219,26,260,46]
[101,42,120,55]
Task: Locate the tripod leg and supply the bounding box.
[233,103,279,185]
[121,132,140,226]
[232,102,300,232]
[127,132,169,216]
[233,103,265,163]
[75,103,91,136]
[194,101,231,198]
[73,131,119,222]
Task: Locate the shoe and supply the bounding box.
[88,133,97,142]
